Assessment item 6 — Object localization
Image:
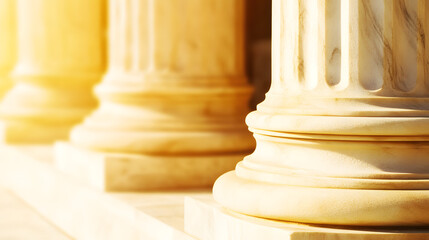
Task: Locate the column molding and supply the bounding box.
[213,0,429,227]
[55,0,254,191]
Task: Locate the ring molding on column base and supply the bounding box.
[237,134,429,189]
[259,96,429,117]
[0,74,99,143]
[247,111,429,136]
[68,78,254,154]
[54,142,250,191]
[70,125,254,155]
[213,171,429,227]
[213,119,429,226]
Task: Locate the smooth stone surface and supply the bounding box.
[185,196,429,240]
[214,172,429,227]
[55,142,242,191]
[0,186,71,240]
[0,145,205,240]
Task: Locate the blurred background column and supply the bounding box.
[0,0,106,143]
[214,0,429,227]
[0,0,16,98]
[55,0,255,191]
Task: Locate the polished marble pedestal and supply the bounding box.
[185,197,429,240]
[55,142,241,191]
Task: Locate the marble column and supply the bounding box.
[214,0,429,226]
[0,0,106,143]
[0,0,16,98]
[55,0,254,191]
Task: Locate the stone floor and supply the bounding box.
[0,186,71,240]
[0,145,209,240]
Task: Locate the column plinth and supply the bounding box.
[55,0,254,191]
[213,0,429,227]
[0,0,106,143]
[0,0,16,98]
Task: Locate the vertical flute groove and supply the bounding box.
[418,0,429,91]
[298,0,318,90]
[358,0,384,91]
[391,0,418,92]
[324,0,341,87]
[281,0,300,93]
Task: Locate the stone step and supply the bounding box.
[0,145,208,240]
[0,186,71,240]
[184,197,429,240]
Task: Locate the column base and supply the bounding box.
[213,171,429,226]
[0,80,97,143]
[185,196,429,240]
[55,142,243,191]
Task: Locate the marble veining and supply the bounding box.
[273,0,429,97]
[214,0,429,228]
[359,0,384,90]
[391,0,418,92]
[325,0,341,87]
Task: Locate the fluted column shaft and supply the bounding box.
[57,0,254,190]
[214,0,429,227]
[0,0,16,97]
[0,0,106,143]
[70,0,252,153]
